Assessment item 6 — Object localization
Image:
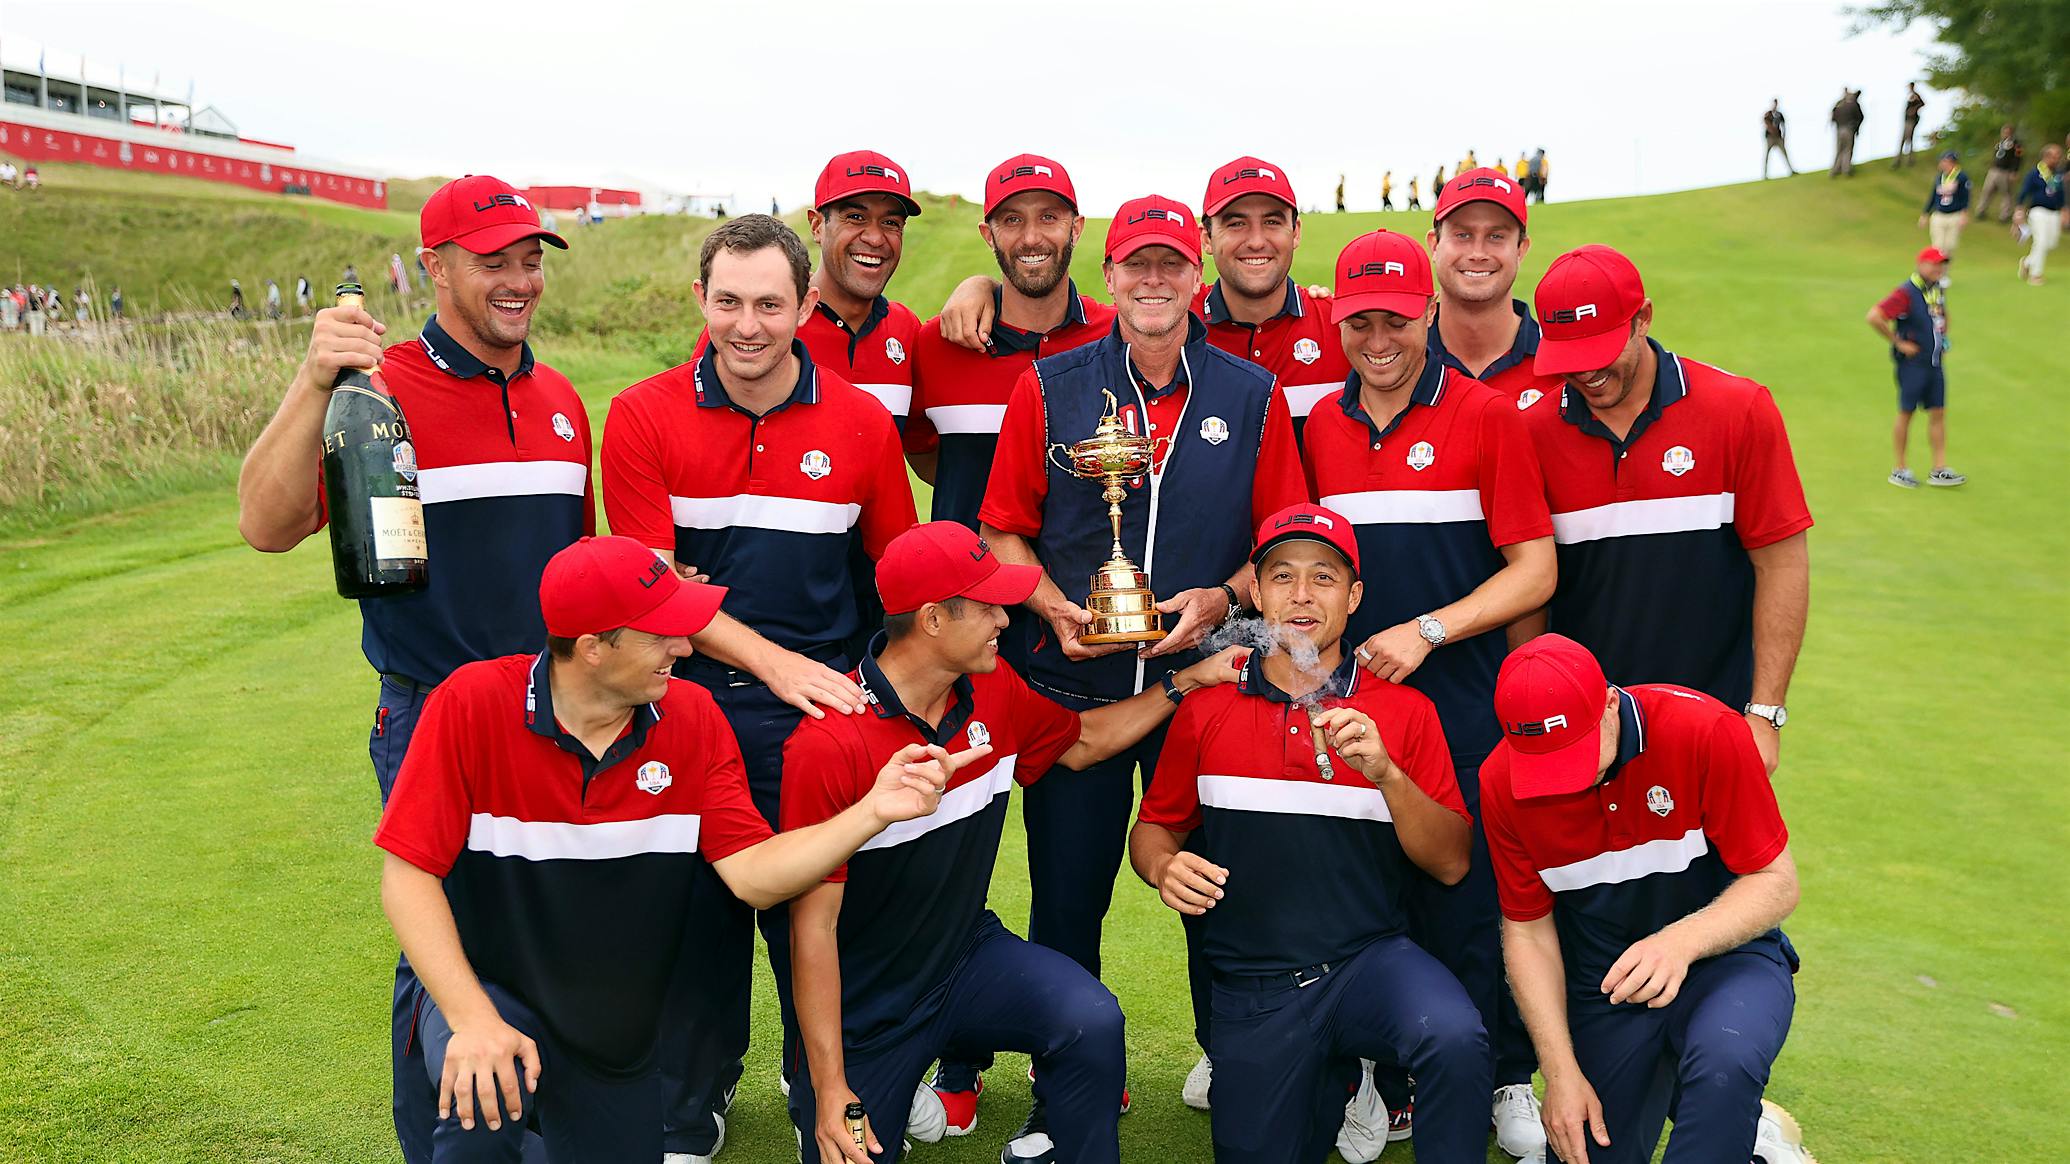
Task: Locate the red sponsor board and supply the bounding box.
[0,118,386,209]
[526,185,642,212]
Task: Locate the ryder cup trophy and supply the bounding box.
[1046,389,1167,645]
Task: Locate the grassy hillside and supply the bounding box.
[1,161,2064,1162]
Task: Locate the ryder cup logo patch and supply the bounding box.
[1662,445,1696,477]
[1199,416,1231,446]
[1405,441,1436,471]
[391,440,418,483]
[1647,785,1675,817]
[1293,338,1322,365]
[800,450,833,480]
[552,412,576,442]
[1516,388,1544,410]
[967,721,991,749]
[637,761,673,795]
[885,337,906,365]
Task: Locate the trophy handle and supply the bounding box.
[1045,443,1078,475]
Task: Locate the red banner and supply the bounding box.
[0,118,387,210]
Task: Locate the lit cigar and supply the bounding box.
[1309,716,1336,781]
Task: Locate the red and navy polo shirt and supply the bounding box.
[601,343,917,656]
[337,316,595,685]
[1521,339,1813,707]
[1195,278,1352,436]
[374,652,770,1075]
[1480,683,1792,1006]
[779,638,1081,1049]
[1138,648,1466,976]
[802,297,922,428]
[1303,358,1553,771]
[904,282,1114,530]
[1426,299,1564,406]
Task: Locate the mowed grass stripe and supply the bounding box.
[2,165,2064,1162]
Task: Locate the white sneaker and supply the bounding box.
[1334,1060,1387,1163]
[1753,1098,1819,1163]
[661,1111,725,1164]
[1182,1053,1213,1111]
[908,1079,949,1144]
[1493,1083,1548,1157]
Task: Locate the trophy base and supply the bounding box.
[1081,623,1168,645]
[1083,556,1166,645]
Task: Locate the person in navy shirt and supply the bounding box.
[236,174,585,1164]
[2014,143,2067,285]
[1868,246,1965,488]
[1481,635,1804,1164]
[374,535,971,1164]
[1133,504,1489,1164]
[784,522,1239,1164]
[1303,228,1556,1158]
[1917,150,1970,256]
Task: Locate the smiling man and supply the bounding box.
[236,173,583,1164]
[602,214,917,1161]
[799,151,925,428]
[1424,168,1562,408]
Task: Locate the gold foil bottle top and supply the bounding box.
[334,281,366,310]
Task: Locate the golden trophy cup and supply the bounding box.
[1047,389,1168,645]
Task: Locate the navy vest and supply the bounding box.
[1030,318,1274,701]
[1891,279,1942,370]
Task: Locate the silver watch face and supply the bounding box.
[1418,616,1446,646]
[1771,706,1788,728]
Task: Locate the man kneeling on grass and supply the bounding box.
[374,535,980,1162]
[1130,504,1491,1164]
[1481,634,1810,1164]
[784,521,1241,1164]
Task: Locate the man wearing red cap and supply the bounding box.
[237,173,585,1164]
[1424,168,1562,407]
[1480,634,1805,1164]
[373,535,974,1163]
[1302,228,1556,1158]
[906,155,1114,532]
[1869,247,1965,487]
[799,150,926,429]
[602,214,917,1159]
[785,522,1239,1164]
[1521,245,1812,779]
[1132,503,1490,1164]
[979,193,1308,1112]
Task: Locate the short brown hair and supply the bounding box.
[699,214,812,303]
[546,627,626,660]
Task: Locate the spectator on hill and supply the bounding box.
[74,287,90,324]
[1976,124,2023,221]
[1896,82,1926,168]
[389,253,411,297]
[1381,170,1395,211]
[1464,148,1479,170]
[1526,149,1550,203]
[342,262,360,286]
[296,274,312,314]
[414,254,429,289]
[0,160,16,188]
[2015,144,2067,286]
[1919,151,1969,255]
[45,286,62,317]
[0,285,16,331]
[26,284,47,337]
[1407,176,1422,211]
[1869,246,1964,488]
[1514,152,1529,182]
[1830,88,1862,177]
[1435,164,1448,197]
[23,165,39,190]
[109,286,124,320]
[1337,173,1348,213]
[230,280,247,320]
[266,279,283,320]
[1764,99,1794,178]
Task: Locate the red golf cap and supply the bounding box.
[1251,504,1362,580]
[878,522,1041,615]
[1433,166,1528,227]
[1917,246,1951,263]
[1329,230,1434,324]
[1532,245,1648,376]
[1494,634,1609,799]
[539,536,726,639]
[815,150,922,216]
[985,153,1076,217]
[1202,155,1298,218]
[420,175,569,254]
[1105,195,1202,264]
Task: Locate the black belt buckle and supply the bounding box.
[1293,962,1332,989]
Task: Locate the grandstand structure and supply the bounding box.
[0,38,385,209]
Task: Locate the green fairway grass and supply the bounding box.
[1,163,2063,1162]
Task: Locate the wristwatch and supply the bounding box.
[1415,614,1447,648]
[1218,582,1243,622]
[1745,703,1789,730]
[1161,671,1188,705]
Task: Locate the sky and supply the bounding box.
[1,0,1947,212]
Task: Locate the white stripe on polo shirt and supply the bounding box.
[670,494,861,535]
[925,404,1007,435]
[1322,488,1486,525]
[1279,382,1342,419]
[418,460,588,505]
[853,383,913,416]
[1198,773,1395,822]
[1538,827,1709,893]
[466,812,702,862]
[1551,493,1736,545]
[857,755,1019,852]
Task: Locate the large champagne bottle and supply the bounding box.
[321,283,428,598]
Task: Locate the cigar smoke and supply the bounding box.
[1203,617,1341,779]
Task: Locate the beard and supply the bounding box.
[993,237,1075,299]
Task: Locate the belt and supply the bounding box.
[380,672,437,694]
[1215,961,1338,992]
